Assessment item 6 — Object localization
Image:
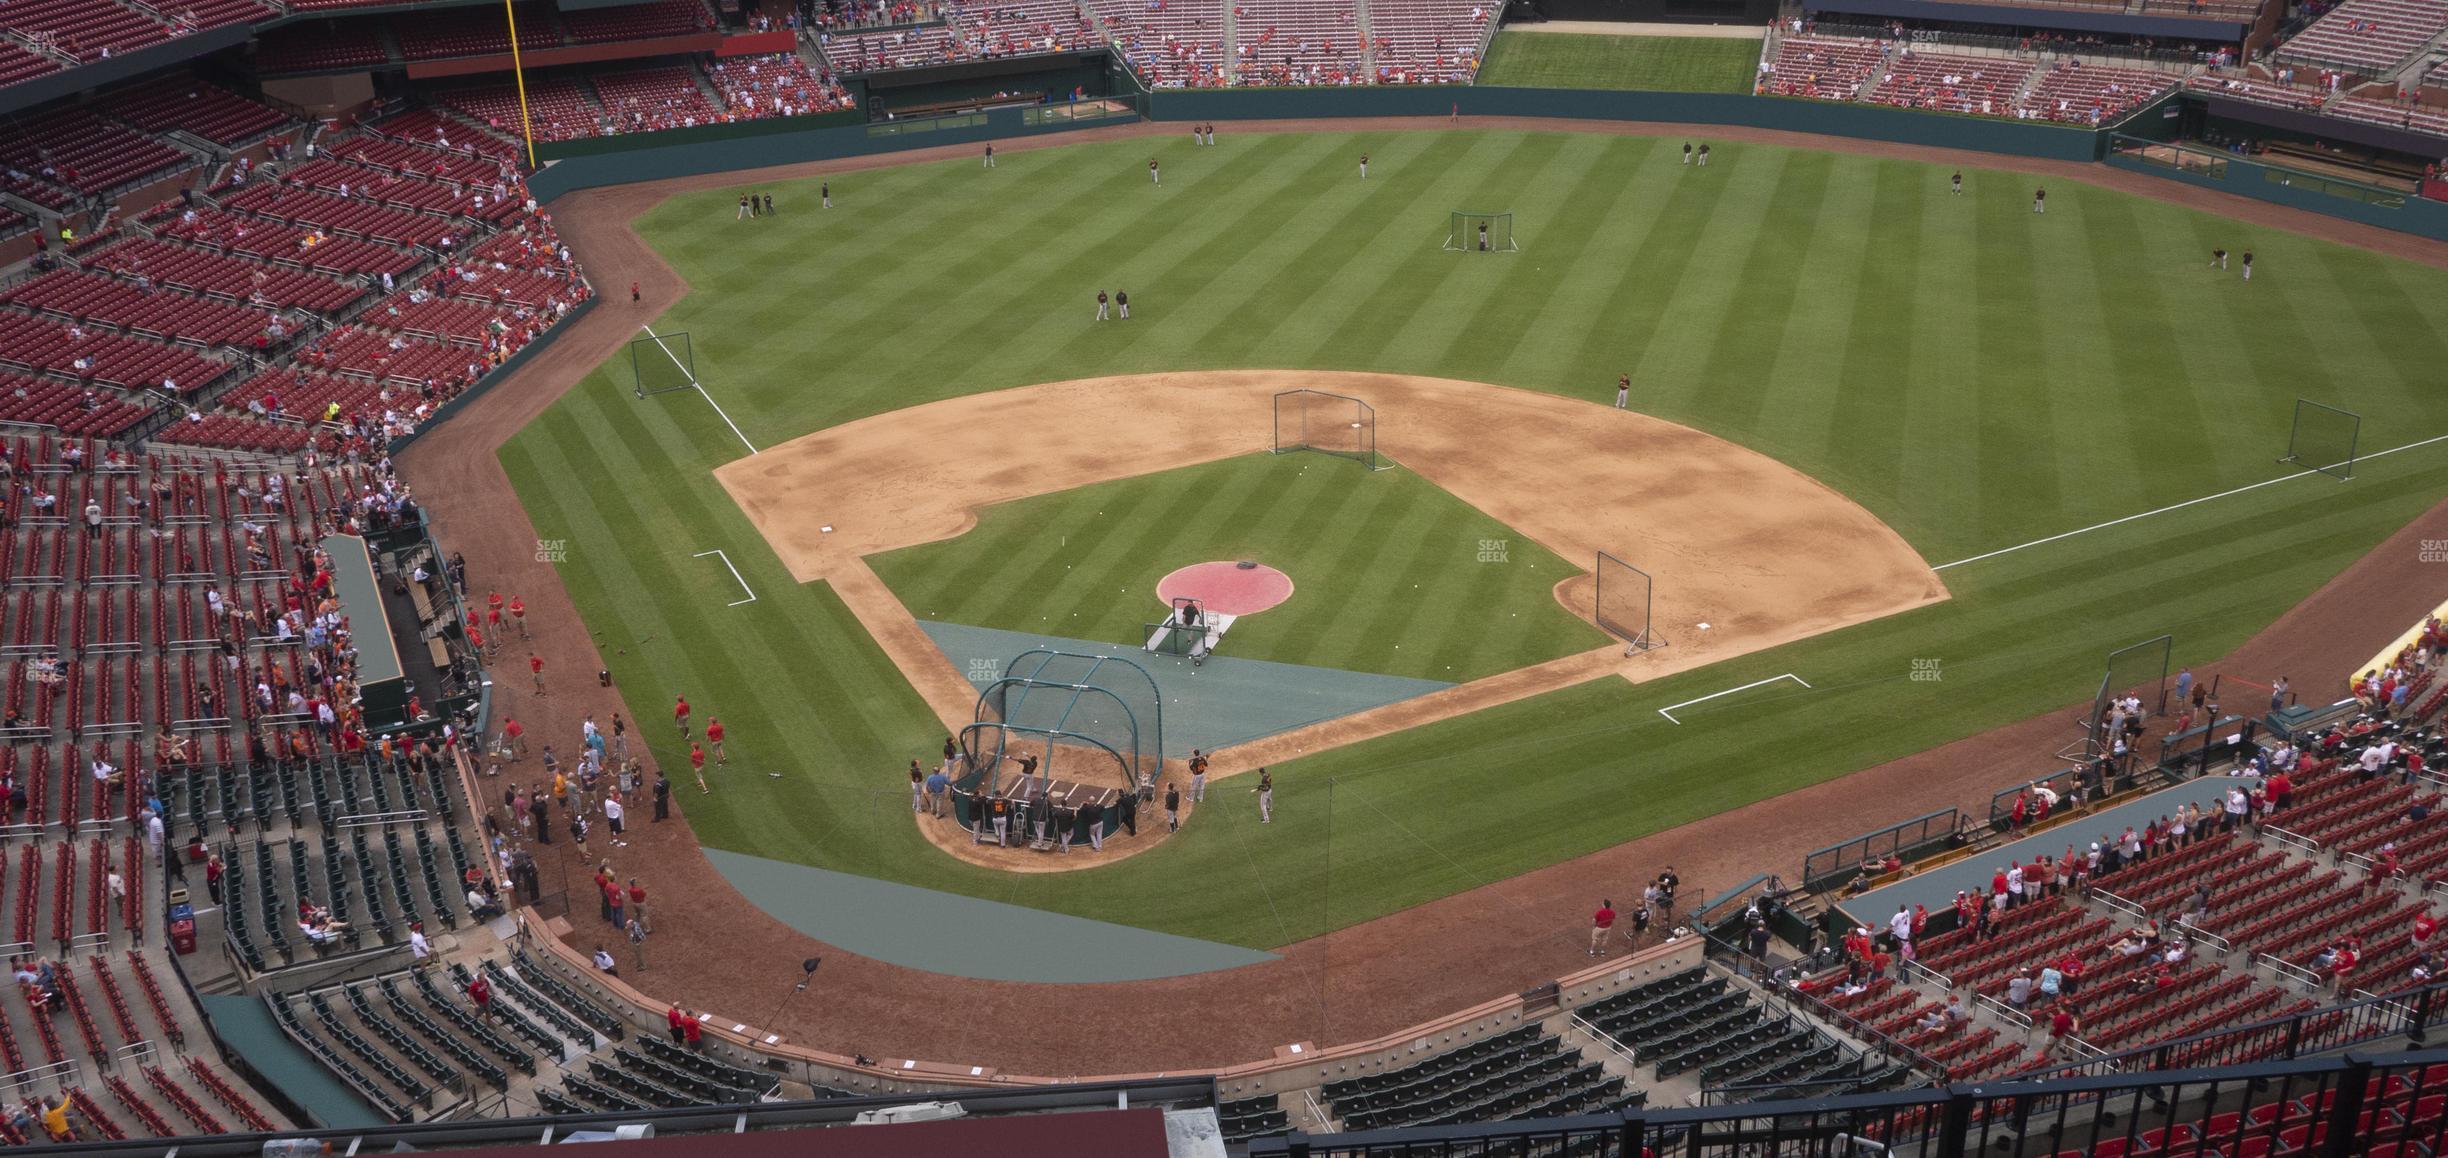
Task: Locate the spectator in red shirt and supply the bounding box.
[2266,770,2293,810]
[666,1004,686,1044]
[468,974,493,1019]
[2037,1003,2082,1062]
[2415,911,2439,954]
[1588,900,1615,957]
[682,1012,704,1050]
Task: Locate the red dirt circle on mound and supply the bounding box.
[1156,561,1294,616]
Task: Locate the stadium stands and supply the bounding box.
[0,0,172,63]
[252,18,394,73]
[561,0,713,42]
[0,109,194,203]
[2275,0,2448,73]
[1368,0,1491,83]
[100,78,292,148]
[705,53,855,118]
[2023,60,2178,124]
[1867,49,2035,116]
[2184,71,2332,110]
[393,3,564,63]
[1233,0,1367,87]
[1083,0,1227,87]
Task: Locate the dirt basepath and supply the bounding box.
[394,114,2448,1078]
[718,367,1944,696]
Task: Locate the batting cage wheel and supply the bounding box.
[1443,211,1518,253]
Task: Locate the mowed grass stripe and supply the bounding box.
[1437,134,1625,384]
[1626,148,1793,430]
[1224,133,1500,368]
[1898,171,1983,534]
[1682,149,1835,439]
[1075,135,1392,373]
[2082,194,2223,497]
[1766,155,1889,489]
[871,454,1603,681]
[511,130,2448,945]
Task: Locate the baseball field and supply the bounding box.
[498,127,2448,951]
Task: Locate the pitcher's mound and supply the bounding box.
[1157,561,1294,616]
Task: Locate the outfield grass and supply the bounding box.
[1476,31,1761,92]
[502,130,2448,947]
[868,453,1608,683]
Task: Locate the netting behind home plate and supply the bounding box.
[955,650,1164,801]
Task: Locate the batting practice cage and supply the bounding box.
[1145,596,1218,663]
[2279,399,2361,481]
[1443,211,1518,253]
[1273,388,1384,471]
[1593,552,1666,654]
[951,650,1164,842]
[629,330,696,397]
[2085,633,2172,760]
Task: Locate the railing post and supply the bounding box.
[1619,1112,1646,1157]
[2323,1056,2372,1158]
[2285,1013,2303,1058]
[2412,986,2435,1049]
[1282,1128,1309,1158]
[1935,1086,1975,1158]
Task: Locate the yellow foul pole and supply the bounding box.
[502,0,539,170]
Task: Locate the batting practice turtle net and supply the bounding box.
[951,650,1164,826]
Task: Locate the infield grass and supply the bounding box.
[501,129,2448,948]
[1476,32,1762,92]
[869,452,1609,683]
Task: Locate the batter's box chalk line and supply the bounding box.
[694,550,757,606]
[1657,673,1810,724]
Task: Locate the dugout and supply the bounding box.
[324,534,413,732]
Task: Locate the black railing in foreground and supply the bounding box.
[2020,978,2443,1080]
[1252,1045,2448,1157]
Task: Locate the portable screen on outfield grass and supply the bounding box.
[1444,211,1518,253]
[630,330,697,397]
[2280,399,2361,481]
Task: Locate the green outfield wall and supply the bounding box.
[1146,86,2106,160]
[522,84,2443,242]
